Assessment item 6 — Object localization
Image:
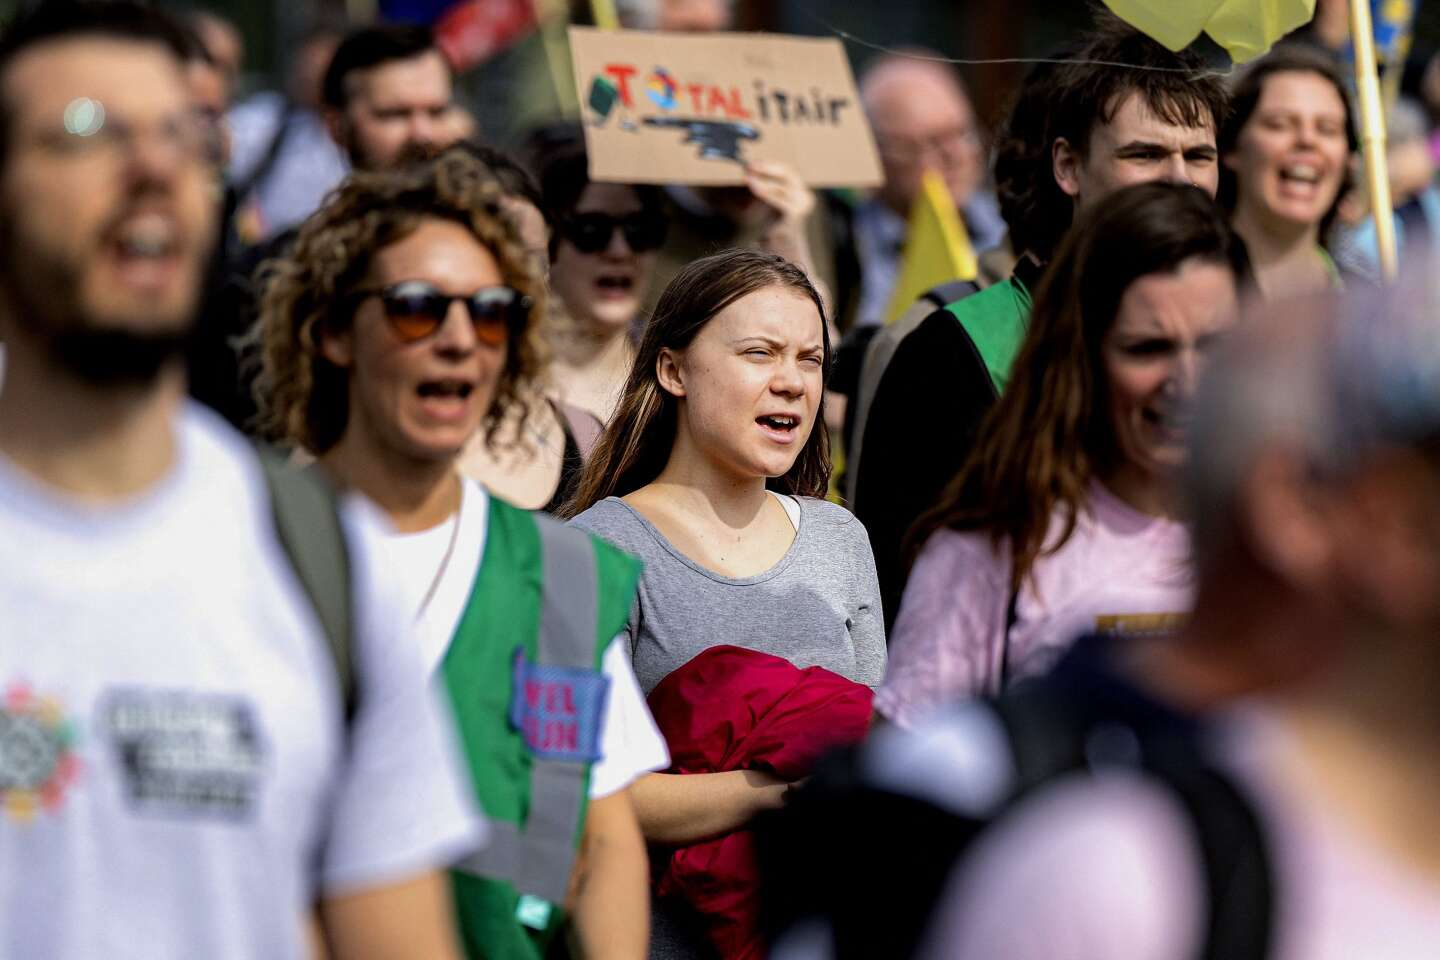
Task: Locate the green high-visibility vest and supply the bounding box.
[944,272,1034,397]
[442,495,641,960]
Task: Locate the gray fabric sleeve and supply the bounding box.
[845,508,888,688]
[569,502,643,659]
[805,497,887,688]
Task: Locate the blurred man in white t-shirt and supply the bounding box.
[0,4,481,957]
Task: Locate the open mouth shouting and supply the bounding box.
[594,271,637,299]
[106,211,184,292]
[1142,403,1188,443]
[416,377,477,422]
[756,412,802,444]
[1274,160,1333,206]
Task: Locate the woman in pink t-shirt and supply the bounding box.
[876,182,1244,727]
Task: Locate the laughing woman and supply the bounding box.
[563,249,885,959]
[1219,45,1355,298]
[875,183,1243,729]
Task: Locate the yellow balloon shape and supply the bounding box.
[1101,0,1316,63]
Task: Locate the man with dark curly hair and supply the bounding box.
[255,144,665,960]
[852,17,1229,635]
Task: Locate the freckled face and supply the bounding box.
[663,285,825,481]
[1102,258,1238,486]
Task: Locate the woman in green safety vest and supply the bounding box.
[1218,45,1354,299]
[254,144,669,960]
[564,248,887,957]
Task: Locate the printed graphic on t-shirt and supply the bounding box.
[1093,612,1187,639]
[509,648,610,762]
[0,682,81,822]
[104,689,266,819]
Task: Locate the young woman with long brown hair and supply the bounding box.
[874,182,1245,729]
[563,248,885,957]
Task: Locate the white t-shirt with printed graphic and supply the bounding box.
[383,477,669,799]
[0,404,483,960]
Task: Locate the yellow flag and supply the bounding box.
[590,0,619,29]
[1101,0,1315,64]
[883,171,977,325]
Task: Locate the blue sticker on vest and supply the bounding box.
[508,648,609,762]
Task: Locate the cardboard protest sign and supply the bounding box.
[568,27,883,187]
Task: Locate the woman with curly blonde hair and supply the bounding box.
[254,144,668,960]
[255,146,547,468]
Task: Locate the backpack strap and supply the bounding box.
[254,446,356,722]
[1154,760,1274,960]
[997,584,1020,694]
[232,101,299,207]
[923,279,981,310]
[999,679,1274,960]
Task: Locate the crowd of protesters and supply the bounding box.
[8,1,1440,959]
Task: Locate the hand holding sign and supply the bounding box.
[745,159,821,287]
[745,159,815,226]
[569,27,883,187]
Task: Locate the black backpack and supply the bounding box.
[755,636,1273,960]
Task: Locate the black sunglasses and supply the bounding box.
[353,281,532,346]
[559,211,668,254]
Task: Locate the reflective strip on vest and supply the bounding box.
[454,516,599,905]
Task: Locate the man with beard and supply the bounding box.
[0,4,482,957]
[321,24,458,173]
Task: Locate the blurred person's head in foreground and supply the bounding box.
[0,0,215,389]
[899,270,1440,960]
[1179,269,1440,687]
[322,24,456,171]
[1046,18,1228,254]
[1217,44,1355,294]
[912,182,1243,588]
[563,248,831,515]
[861,51,984,220]
[255,144,546,479]
[535,130,666,343]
